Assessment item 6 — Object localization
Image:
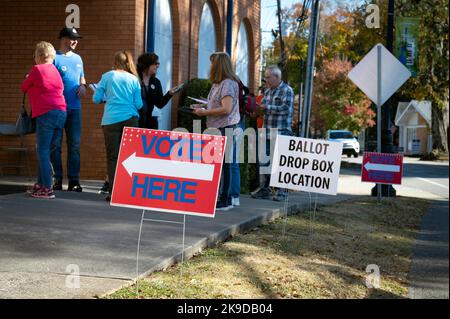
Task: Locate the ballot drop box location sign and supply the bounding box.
[111,128,226,218]
[270,136,343,195]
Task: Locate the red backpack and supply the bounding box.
[238,80,256,116]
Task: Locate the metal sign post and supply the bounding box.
[348,43,411,200]
[377,45,382,202]
[135,210,187,296]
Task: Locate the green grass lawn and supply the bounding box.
[107,196,428,299]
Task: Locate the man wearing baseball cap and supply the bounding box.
[51,27,86,192]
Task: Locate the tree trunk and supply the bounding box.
[432,99,449,154]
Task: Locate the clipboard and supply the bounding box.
[179,106,194,113]
[179,106,206,115]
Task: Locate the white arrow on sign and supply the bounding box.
[364,162,400,173]
[122,152,215,181]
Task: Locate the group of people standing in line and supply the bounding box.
[21,27,294,211]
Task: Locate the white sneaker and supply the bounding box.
[216,201,233,211]
[232,197,240,206]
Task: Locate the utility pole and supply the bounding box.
[296,1,309,137]
[300,0,320,138]
[384,0,395,155]
[298,59,304,137]
[276,0,288,81]
[226,0,233,56]
[372,0,396,197]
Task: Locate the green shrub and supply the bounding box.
[176,78,211,132]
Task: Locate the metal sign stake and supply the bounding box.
[281,190,290,238]
[136,209,146,296]
[377,45,382,202]
[135,210,187,297]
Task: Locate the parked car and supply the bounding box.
[326,130,360,158]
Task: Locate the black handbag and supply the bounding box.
[15,94,36,135]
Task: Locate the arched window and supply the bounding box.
[153,0,173,130]
[197,2,217,79]
[235,21,250,86]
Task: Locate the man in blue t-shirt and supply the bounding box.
[51,27,87,192]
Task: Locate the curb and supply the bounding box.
[341,161,361,170]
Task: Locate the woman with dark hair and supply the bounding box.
[136,53,182,129]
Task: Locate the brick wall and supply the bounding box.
[0,0,260,180]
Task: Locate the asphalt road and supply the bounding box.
[342,156,449,199]
[401,162,449,199]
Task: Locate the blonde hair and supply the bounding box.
[35,41,56,63]
[209,52,240,84]
[114,51,138,77]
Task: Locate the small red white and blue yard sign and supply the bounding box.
[361,152,403,185]
[111,128,226,218]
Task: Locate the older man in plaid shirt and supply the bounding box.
[251,65,294,201]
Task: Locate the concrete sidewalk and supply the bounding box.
[0,178,353,298]
[0,172,446,299]
[409,200,449,299]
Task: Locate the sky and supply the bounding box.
[260,0,299,47]
[260,0,366,47]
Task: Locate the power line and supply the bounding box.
[296,0,312,37]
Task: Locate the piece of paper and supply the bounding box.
[188,96,208,104]
[172,83,184,93]
[89,83,97,92]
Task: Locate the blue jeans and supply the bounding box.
[51,109,81,183]
[36,110,67,188]
[231,116,245,198]
[219,124,238,205]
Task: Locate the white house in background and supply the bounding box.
[395,100,432,155]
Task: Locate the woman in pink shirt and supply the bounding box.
[21,41,67,199]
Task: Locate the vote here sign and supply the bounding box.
[111,128,226,218]
[362,152,403,185]
[270,136,343,195]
